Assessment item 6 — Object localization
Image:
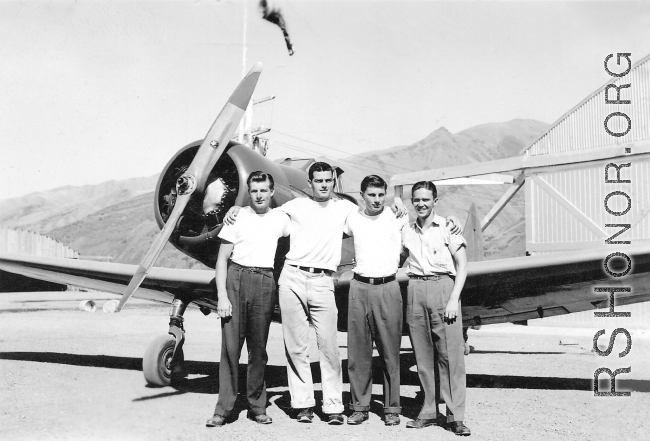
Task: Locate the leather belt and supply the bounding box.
[408,273,446,281]
[353,273,396,285]
[229,261,273,274]
[290,264,332,275]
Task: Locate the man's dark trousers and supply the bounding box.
[213,262,275,417]
[407,276,465,423]
[347,278,402,413]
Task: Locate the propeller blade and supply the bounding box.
[117,62,263,312]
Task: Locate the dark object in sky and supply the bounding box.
[259,0,294,56]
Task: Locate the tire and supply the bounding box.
[143,334,184,387]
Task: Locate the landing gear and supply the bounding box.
[143,297,188,387]
[143,334,184,386]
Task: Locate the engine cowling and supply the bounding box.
[154,140,305,268]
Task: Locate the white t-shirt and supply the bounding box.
[218,206,291,268]
[278,197,357,271]
[345,208,409,277]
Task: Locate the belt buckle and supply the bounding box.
[369,277,374,284]
[309,267,315,273]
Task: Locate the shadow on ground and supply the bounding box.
[3,350,648,398]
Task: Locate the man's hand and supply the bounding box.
[446,215,463,235]
[444,299,459,323]
[223,206,242,225]
[217,296,232,318]
[391,197,408,218]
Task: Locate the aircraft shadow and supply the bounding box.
[2,350,648,403]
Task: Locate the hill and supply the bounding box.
[0,119,549,266]
[0,176,159,233]
[0,175,208,269]
[46,192,208,269]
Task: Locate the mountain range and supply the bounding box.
[0,119,549,268]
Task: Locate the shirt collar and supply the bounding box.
[413,213,445,231]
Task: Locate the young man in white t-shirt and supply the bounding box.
[206,171,291,428]
[277,162,361,424]
[344,175,409,427]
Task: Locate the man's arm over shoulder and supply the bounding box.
[443,214,463,235]
[396,211,410,230]
[339,197,358,215]
[223,206,242,225]
[391,196,408,218]
[276,198,301,217]
[399,222,411,267]
[276,210,292,237]
[343,206,362,237]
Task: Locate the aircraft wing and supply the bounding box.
[334,242,650,326]
[3,242,650,325]
[0,253,218,310]
[457,243,650,325]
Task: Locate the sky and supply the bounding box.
[2,0,650,200]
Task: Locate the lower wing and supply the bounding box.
[333,243,650,326]
[0,253,217,311]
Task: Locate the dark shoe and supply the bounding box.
[327,413,345,425]
[384,413,400,426]
[205,414,226,427]
[247,411,272,424]
[406,418,437,429]
[296,407,314,423]
[347,411,368,425]
[449,421,471,436]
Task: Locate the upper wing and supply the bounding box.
[0,253,218,310]
[334,243,650,326]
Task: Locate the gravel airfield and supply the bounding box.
[1,291,649,441]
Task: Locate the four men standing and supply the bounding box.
[207,164,470,436]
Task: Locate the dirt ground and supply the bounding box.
[1,291,649,441]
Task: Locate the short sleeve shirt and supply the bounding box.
[278,197,357,271]
[345,208,409,277]
[401,213,467,276]
[218,206,291,268]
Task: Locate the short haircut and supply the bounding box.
[246,171,274,190]
[360,174,387,192]
[411,180,437,199]
[308,161,334,180]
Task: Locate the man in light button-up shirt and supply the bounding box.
[400,180,471,436]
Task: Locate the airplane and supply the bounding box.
[1,59,649,389]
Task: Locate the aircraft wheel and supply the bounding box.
[143,335,184,387]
